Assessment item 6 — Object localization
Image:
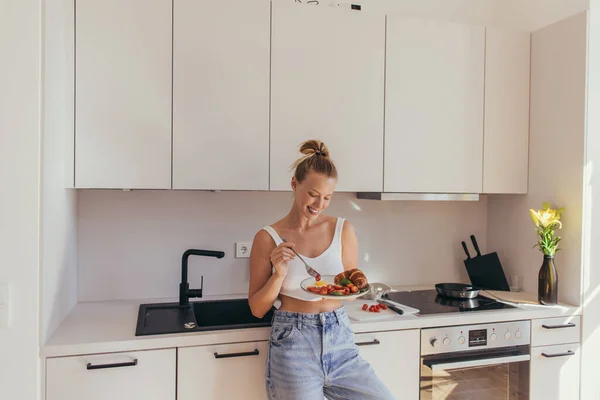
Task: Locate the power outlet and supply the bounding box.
[236,242,252,258]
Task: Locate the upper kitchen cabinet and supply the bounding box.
[75,0,172,189]
[270,2,385,192]
[384,17,485,193]
[483,28,531,194]
[172,0,270,190]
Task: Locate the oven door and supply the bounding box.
[420,346,530,400]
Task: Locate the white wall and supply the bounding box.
[77,190,488,301]
[41,0,78,344]
[581,2,600,399]
[0,0,42,399]
[487,13,588,306]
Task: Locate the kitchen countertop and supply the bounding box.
[43,287,581,358]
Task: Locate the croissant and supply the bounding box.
[334,268,369,289]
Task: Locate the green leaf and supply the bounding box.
[339,278,352,287]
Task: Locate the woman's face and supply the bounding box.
[292,171,337,220]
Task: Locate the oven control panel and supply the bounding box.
[420,320,531,356]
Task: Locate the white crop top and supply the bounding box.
[261,218,346,301]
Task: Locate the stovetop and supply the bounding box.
[382,290,517,316]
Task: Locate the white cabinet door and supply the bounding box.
[270,2,385,192]
[173,0,270,190]
[178,341,268,400]
[530,343,581,400]
[483,28,530,194]
[385,17,485,193]
[355,330,420,400]
[46,349,176,400]
[75,0,172,189]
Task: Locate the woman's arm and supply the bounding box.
[248,230,295,318]
[341,220,359,271]
[340,220,360,302]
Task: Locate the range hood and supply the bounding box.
[356,192,479,201]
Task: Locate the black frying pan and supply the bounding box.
[435,283,480,299]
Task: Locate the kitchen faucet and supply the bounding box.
[179,248,225,306]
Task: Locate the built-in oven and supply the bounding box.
[420,321,531,399]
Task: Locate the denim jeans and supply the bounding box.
[265,308,396,400]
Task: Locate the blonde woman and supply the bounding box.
[249,140,395,400]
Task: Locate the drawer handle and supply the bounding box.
[87,359,138,370]
[356,339,380,347]
[542,323,576,329]
[214,349,259,359]
[541,350,575,358]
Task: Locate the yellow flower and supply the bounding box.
[530,205,563,229]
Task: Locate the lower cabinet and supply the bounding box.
[355,329,420,400]
[46,348,176,400]
[177,341,268,400]
[530,343,581,400]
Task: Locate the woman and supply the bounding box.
[248,140,395,400]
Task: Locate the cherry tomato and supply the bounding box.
[374,308,380,313]
[333,285,343,290]
[347,283,354,288]
[380,304,388,310]
[344,287,350,295]
[315,274,321,282]
[320,288,328,295]
[327,284,333,290]
[362,304,368,311]
[350,286,358,293]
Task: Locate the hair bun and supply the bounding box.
[299,140,330,159]
[291,139,338,183]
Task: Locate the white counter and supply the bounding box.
[43,288,581,358]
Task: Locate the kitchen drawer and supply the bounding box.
[531,316,580,346]
[46,348,176,400]
[530,343,581,400]
[178,341,268,400]
[355,330,420,400]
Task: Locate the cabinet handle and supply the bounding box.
[542,323,576,329]
[87,359,138,370]
[541,350,575,358]
[214,349,259,359]
[355,339,380,347]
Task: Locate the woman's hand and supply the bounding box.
[270,242,296,278]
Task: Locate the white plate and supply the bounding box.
[300,275,370,300]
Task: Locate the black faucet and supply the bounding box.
[179,249,225,306]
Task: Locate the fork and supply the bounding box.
[281,238,322,281]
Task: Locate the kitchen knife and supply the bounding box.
[461,241,471,259]
[470,235,482,257]
[377,299,404,315]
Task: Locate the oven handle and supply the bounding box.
[426,354,530,371]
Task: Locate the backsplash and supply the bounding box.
[78,190,488,302]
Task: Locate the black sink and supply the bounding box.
[135,298,274,336]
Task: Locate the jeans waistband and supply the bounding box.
[272,307,347,327]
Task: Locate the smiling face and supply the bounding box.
[292,171,337,220]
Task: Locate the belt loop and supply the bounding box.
[334,309,342,325]
[297,314,303,329]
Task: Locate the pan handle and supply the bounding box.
[470,235,482,257]
[461,241,471,259]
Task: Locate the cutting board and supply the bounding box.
[346,300,419,322]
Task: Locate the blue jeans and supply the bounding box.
[265,308,396,400]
